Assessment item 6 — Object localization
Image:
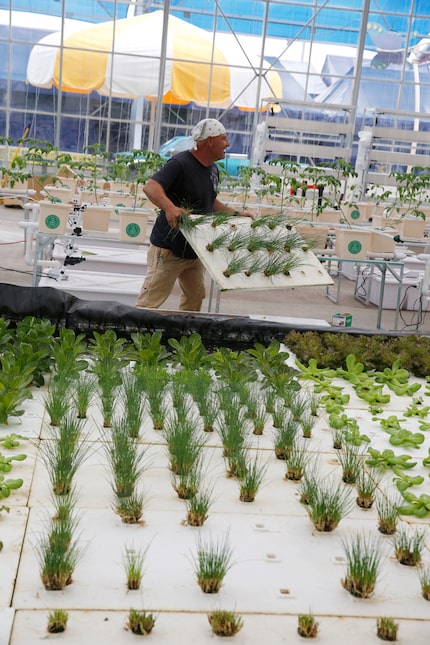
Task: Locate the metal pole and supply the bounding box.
[152,0,171,152]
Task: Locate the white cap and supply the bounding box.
[191,119,226,149]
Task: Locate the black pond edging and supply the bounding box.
[0,282,415,350]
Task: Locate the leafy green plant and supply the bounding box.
[0,433,26,450]
[130,330,170,366]
[366,448,417,477]
[397,490,430,518]
[208,610,243,637]
[393,525,426,566]
[341,532,383,599]
[127,608,156,636]
[0,475,23,500]
[376,616,399,642]
[192,532,234,593]
[47,609,69,634]
[51,328,89,378]
[168,332,208,370]
[0,351,35,424]
[0,452,26,473]
[297,611,319,638]
[13,317,55,386]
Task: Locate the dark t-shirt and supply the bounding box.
[149,150,219,259]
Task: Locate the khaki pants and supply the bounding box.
[136,245,206,311]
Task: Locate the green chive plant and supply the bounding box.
[183,368,218,432]
[172,461,203,500]
[103,417,147,500]
[418,566,430,601]
[127,608,156,636]
[123,542,149,590]
[74,372,97,419]
[238,453,268,502]
[306,477,353,532]
[37,522,83,590]
[338,443,366,484]
[298,460,322,505]
[375,491,400,535]
[88,329,129,427]
[192,532,234,593]
[217,405,249,474]
[44,375,73,426]
[47,609,69,633]
[355,467,381,509]
[120,370,147,438]
[185,485,214,526]
[40,414,89,496]
[285,438,309,481]
[300,410,317,439]
[164,416,202,477]
[114,492,145,525]
[393,525,426,566]
[271,399,287,429]
[208,610,243,637]
[135,365,169,430]
[297,611,319,638]
[376,616,399,642]
[273,417,300,460]
[341,532,383,598]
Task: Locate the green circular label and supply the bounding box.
[44,214,61,230]
[350,209,360,220]
[347,240,362,255]
[125,222,141,238]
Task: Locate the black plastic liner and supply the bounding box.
[0,282,412,350]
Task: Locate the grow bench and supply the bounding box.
[317,254,405,330]
[32,230,148,290]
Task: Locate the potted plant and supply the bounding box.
[116,150,164,242]
[385,167,430,238]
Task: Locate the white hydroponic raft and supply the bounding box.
[1,353,430,645]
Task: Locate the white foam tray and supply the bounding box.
[2,369,430,644]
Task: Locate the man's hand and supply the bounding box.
[165,206,190,227]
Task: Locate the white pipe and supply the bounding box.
[19,220,39,266]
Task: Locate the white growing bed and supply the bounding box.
[1,349,430,644]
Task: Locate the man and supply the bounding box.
[135,118,252,312]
